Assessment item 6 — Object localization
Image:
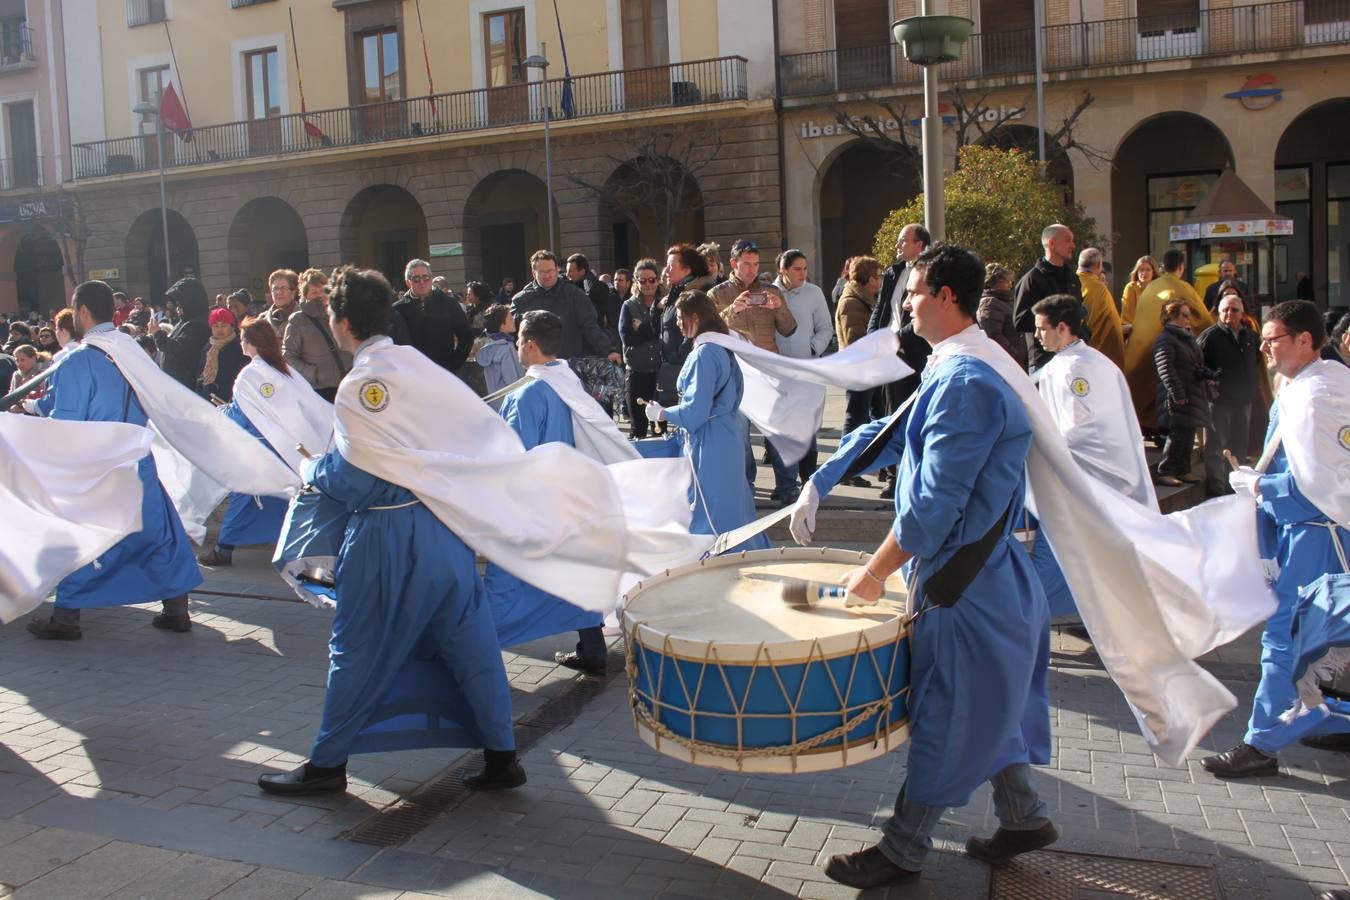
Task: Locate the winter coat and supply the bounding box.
[1198,323,1261,406]
[283,298,352,391]
[977,288,1028,370]
[834,282,875,349]
[390,288,473,373]
[511,278,614,359]
[1013,257,1081,369]
[1152,322,1212,429]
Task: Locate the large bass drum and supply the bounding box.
[622,547,911,774]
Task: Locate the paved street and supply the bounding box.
[2,536,1348,899]
[1,391,1344,898]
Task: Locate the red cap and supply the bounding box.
[208,307,237,327]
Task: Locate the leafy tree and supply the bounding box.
[872,145,1102,275]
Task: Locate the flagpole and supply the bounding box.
[156,112,170,289]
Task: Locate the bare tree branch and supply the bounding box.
[1045,92,1111,169]
[568,123,726,249]
[827,100,921,166]
[949,86,1025,151]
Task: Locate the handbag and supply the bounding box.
[623,339,662,374]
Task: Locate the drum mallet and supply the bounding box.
[780,579,875,610]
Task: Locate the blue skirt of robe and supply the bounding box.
[305,450,515,763]
[483,564,604,648]
[216,402,288,547]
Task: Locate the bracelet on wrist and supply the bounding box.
[862,567,887,587]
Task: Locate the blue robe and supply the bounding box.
[1243,402,1350,753]
[307,449,515,766]
[664,342,770,553]
[39,337,201,609]
[810,356,1051,807]
[216,402,288,547]
[484,368,604,645]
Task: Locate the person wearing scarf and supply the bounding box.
[197,307,247,403]
[257,266,521,797]
[25,282,202,640]
[198,316,332,568]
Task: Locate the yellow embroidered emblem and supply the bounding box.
[359,379,390,412]
[1070,376,1090,397]
[259,383,275,399]
[1339,426,1350,452]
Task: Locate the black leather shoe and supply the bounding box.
[152,613,192,633]
[846,476,871,488]
[554,651,606,676]
[465,750,527,790]
[197,548,232,566]
[26,618,81,641]
[257,761,347,795]
[823,846,920,888]
[1301,733,1350,753]
[1201,742,1278,778]
[966,822,1059,866]
[879,482,896,500]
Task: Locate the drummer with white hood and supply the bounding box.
[1202,300,1350,777]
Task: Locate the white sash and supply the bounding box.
[1274,360,1350,528]
[233,358,335,475]
[525,361,639,465]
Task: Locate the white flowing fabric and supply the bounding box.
[0,415,151,622]
[233,358,335,475]
[335,338,710,612]
[1276,359,1350,528]
[697,328,913,464]
[526,362,640,464]
[1036,340,1158,510]
[79,331,304,543]
[931,326,1276,765]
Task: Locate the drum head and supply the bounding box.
[622,547,908,663]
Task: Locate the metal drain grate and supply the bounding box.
[990,850,1221,899]
[342,651,620,847]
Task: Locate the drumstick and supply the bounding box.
[1223,449,1240,472]
[296,443,315,461]
[779,578,849,610]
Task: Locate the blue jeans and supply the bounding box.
[880,763,1048,871]
[764,438,799,501]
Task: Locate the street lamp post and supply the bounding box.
[133,98,172,292]
[892,7,973,243]
[523,46,556,253]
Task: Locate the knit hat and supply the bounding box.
[208,307,237,327]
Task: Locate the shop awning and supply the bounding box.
[1169,167,1293,241]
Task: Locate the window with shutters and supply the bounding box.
[137,65,169,125]
[244,48,280,120]
[358,28,401,103]
[484,9,526,87]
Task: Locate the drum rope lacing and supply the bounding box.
[623,622,908,773]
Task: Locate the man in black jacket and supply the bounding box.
[865,223,929,497]
[1013,224,1082,370]
[511,251,620,363]
[390,259,474,373]
[160,277,212,390]
[566,253,621,351]
[1198,294,1260,496]
[1202,259,1249,312]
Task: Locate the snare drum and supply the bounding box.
[622,547,910,773]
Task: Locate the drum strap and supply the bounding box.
[919,505,1012,609]
[842,392,918,482]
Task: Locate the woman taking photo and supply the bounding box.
[644,291,769,553]
[619,258,666,438]
[1121,255,1159,336]
[198,316,332,567]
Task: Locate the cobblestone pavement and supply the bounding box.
[2,540,1348,899]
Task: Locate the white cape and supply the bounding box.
[526,361,639,464]
[233,358,335,475]
[335,338,709,612]
[1276,359,1350,528]
[0,415,152,622]
[1036,341,1157,510]
[80,330,303,543]
[699,328,913,464]
[932,326,1276,765]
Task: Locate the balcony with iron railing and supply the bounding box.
[0,22,34,72]
[779,0,1350,98]
[71,55,748,180]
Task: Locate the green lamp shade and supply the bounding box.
[892,15,974,65]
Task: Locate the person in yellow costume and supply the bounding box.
[1120,255,1159,337]
[1123,249,1213,428]
[1076,248,1125,370]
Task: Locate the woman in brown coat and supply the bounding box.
[836,256,883,438]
